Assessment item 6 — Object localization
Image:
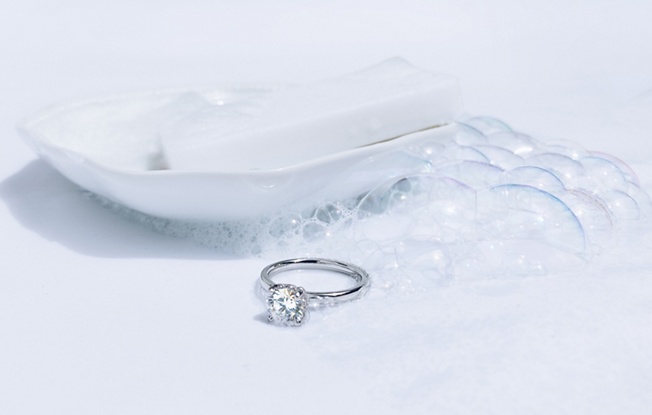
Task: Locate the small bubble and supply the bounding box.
[268,215,301,238]
[302,222,327,242]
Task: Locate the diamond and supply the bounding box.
[266,284,309,326]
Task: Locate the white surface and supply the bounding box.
[2,1,652,414]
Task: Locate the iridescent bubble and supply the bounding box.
[626,183,652,217]
[589,151,640,185]
[355,175,477,241]
[471,184,590,276]
[356,177,413,218]
[526,153,591,189]
[439,144,490,164]
[580,156,629,193]
[460,116,513,135]
[602,190,641,221]
[477,184,586,255]
[422,177,477,233]
[454,122,489,146]
[538,139,590,160]
[411,141,447,163]
[487,131,540,157]
[559,189,614,252]
[501,166,566,195]
[437,161,503,190]
[474,144,524,169]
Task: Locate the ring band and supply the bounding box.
[260,258,370,326]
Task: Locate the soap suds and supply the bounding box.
[90,116,652,291]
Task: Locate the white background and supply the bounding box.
[2,1,652,414]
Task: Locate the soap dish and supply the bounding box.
[18,86,457,220]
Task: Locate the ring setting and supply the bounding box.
[260,258,370,327]
[266,284,309,326]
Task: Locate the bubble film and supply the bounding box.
[93,116,651,289]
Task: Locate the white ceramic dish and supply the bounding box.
[18,86,457,221]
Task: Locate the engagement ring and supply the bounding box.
[260,258,370,327]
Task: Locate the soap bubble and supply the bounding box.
[539,139,590,160]
[486,131,539,156]
[352,174,477,287]
[478,184,586,254]
[268,214,301,238]
[602,190,641,221]
[579,155,630,193]
[474,144,524,169]
[589,151,640,185]
[526,153,590,189]
[460,116,513,135]
[439,144,490,164]
[302,222,327,242]
[437,161,503,190]
[560,189,614,252]
[501,166,566,194]
[453,123,489,146]
[467,184,590,275]
[626,183,652,216]
[315,203,345,224]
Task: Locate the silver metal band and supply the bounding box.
[260,258,370,305]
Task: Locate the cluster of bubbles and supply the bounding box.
[100,117,651,288]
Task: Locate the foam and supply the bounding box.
[93,116,652,289]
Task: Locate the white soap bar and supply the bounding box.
[160,58,462,171]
